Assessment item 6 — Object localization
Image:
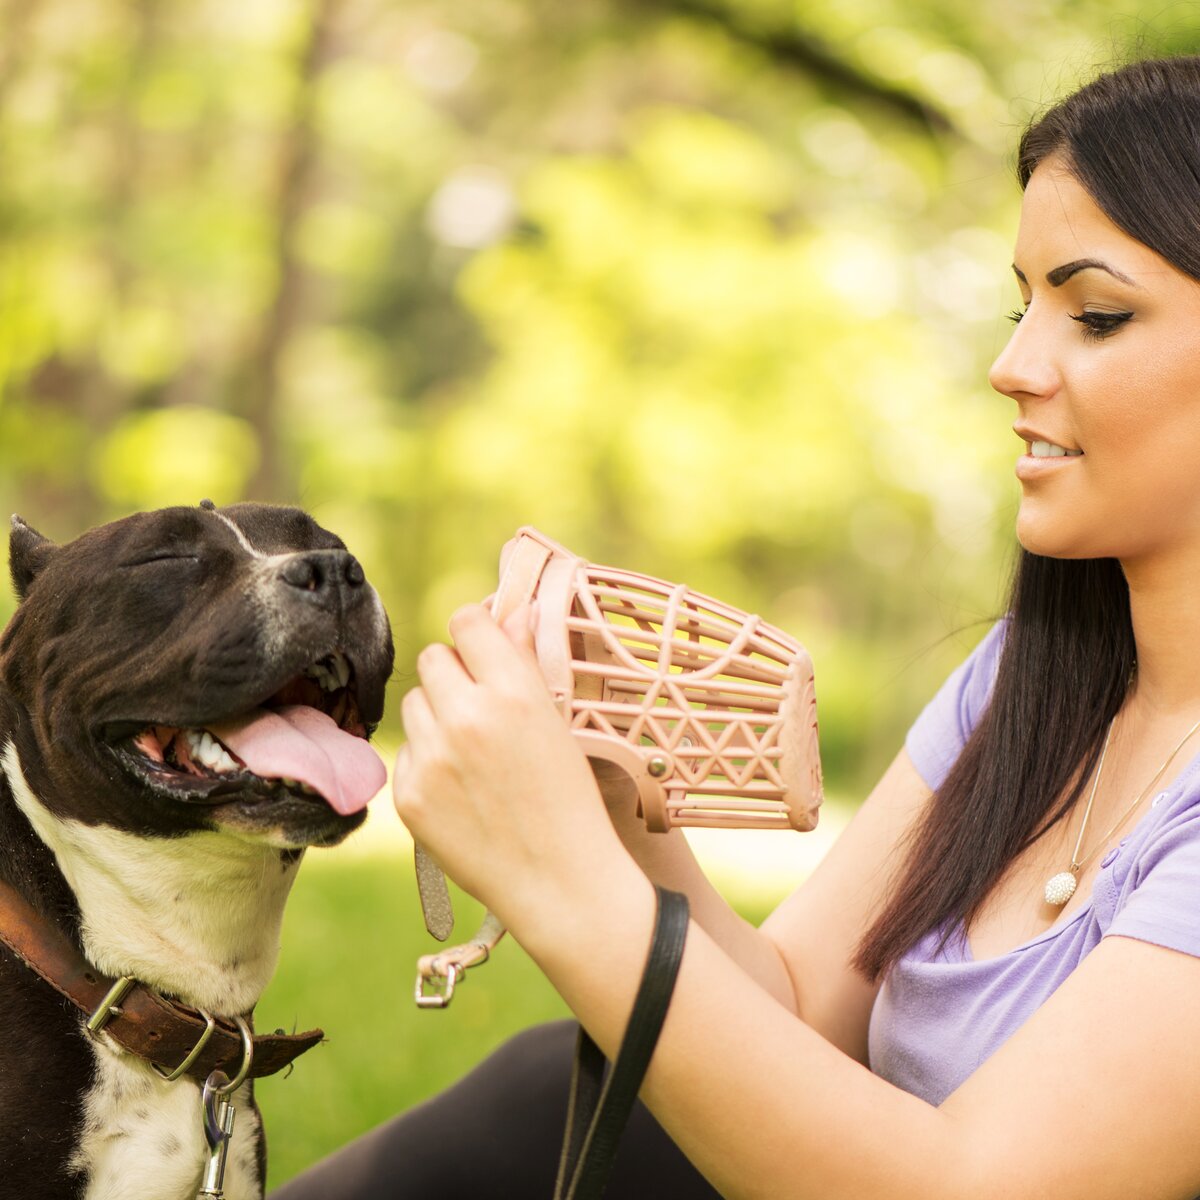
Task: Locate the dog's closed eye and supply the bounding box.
[119,554,201,569]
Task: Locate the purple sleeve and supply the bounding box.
[1104,800,1200,958]
[904,620,1008,791]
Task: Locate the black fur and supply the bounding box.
[0,503,394,1198]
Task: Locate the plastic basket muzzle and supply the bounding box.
[493,527,823,833]
[412,528,825,1004]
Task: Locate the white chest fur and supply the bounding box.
[2,741,299,1015]
[74,1039,262,1200]
[2,740,303,1198]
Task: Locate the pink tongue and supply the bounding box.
[207,705,387,816]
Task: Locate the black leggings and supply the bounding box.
[270,1020,721,1199]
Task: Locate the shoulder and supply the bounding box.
[905,618,1008,792]
[1100,761,1200,958]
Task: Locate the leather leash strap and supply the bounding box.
[414,532,558,1005]
[0,877,322,1082]
[554,886,690,1200]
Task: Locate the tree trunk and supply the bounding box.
[241,0,343,503]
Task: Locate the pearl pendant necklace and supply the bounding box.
[1044,707,1200,908]
[1044,870,1079,907]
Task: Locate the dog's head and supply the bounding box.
[0,502,394,849]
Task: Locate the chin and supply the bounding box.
[1015,509,1099,560]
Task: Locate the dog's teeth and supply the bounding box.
[189,729,238,774]
[278,776,319,796]
[299,655,356,697]
[303,653,350,692]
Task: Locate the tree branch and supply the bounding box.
[637,0,958,137]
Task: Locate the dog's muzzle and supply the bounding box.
[494,526,823,832]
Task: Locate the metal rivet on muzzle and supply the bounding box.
[648,756,670,778]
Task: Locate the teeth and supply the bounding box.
[279,776,320,796]
[1031,440,1083,458]
[186,729,239,774]
[304,652,351,693]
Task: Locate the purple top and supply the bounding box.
[868,620,1200,1105]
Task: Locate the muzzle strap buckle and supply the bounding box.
[414,920,502,1009]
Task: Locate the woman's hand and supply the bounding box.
[393,602,632,932]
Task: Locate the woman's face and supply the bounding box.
[989,156,1200,564]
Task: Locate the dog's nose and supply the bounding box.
[279,551,366,599]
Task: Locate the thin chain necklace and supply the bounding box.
[1044,709,1200,907]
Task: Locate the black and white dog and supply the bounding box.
[0,502,394,1199]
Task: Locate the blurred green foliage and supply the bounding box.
[3,0,1200,1183]
[5,0,1199,788]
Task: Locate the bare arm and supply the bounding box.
[515,855,1200,1200]
[596,749,934,1063]
[397,606,1200,1200]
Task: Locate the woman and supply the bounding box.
[279,56,1200,1198]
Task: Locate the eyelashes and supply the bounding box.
[1005,307,1134,341]
[1070,310,1134,341]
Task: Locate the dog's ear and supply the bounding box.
[9,516,56,601]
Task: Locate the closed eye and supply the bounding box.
[119,554,201,569]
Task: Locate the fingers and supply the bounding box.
[394,689,436,810]
[401,684,438,745]
[414,640,474,719]
[448,602,545,692]
[392,741,415,818]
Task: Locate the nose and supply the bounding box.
[279,550,366,606]
[987,311,1059,403]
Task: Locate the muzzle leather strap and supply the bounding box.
[0,877,322,1082]
[413,531,557,1003]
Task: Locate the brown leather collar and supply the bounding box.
[0,876,323,1083]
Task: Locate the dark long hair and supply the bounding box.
[853,57,1200,981]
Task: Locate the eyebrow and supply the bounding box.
[1011,259,1140,289]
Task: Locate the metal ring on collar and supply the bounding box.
[210,1015,254,1094]
[152,1009,217,1082]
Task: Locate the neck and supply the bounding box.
[1122,550,1200,718]
[1,740,301,1016]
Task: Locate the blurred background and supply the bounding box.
[2,0,1196,1188]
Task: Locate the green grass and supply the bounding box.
[255,851,776,1191]
[255,855,566,1190]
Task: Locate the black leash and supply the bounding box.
[553,886,690,1200]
